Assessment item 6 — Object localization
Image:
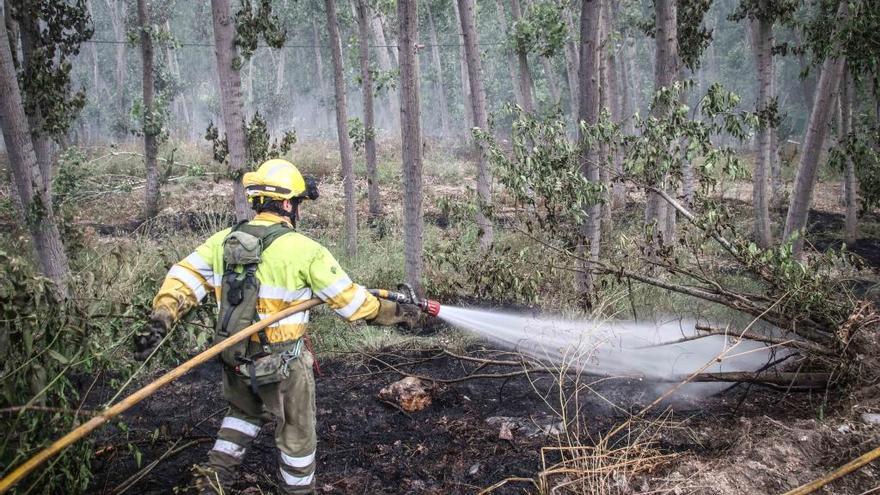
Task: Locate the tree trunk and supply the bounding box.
[311,22,331,136]
[510,0,536,113]
[563,8,580,120]
[645,0,677,248]
[541,56,562,104]
[451,0,474,135]
[325,0,358,258]
[17,25,51,195]
[495,0,526,109]
[457,0,494,249]
[398,0,424,294]
[577,0,603,304]
[840,70,858,245]
[783,2,848,257]
[211,0,251,221]
[356,0,381,221]
[369,10,401,131]
[0,6,69,295]
[138,0,159,219]
[601,4,620,219]
[105,0,128,134]
[427,7,451,138]
[751,5,774,248]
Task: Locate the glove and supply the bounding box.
[134,310,173,361]
[369,299,421,329]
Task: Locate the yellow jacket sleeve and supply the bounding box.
[308,246,379,321]
[152,230,226,322]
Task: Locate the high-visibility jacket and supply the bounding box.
[153,212,380,344]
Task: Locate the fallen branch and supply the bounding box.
[689,371,830,390]
[782,443,880,495]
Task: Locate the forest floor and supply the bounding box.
[85,346,880,495]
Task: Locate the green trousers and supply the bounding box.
[206,350,317,494]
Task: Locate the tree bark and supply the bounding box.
[783,2,848,257]
[398,0,424,294]
[451,0,474,135]
[356,0,382,221]
[138,0,159,219]
[563,8,579,120]
[750,5,774,248]
[211,0,251,221]
[541,56,562,104]
[495,0,527,109]
[510,0,536,113]
[457,0,494,249]
[311,22,331,135]
[369,10,401,131]
[17,17,54,193]
[427,7,451,138]
[840,70,858,245]
[325,0,358,258]
[645,0,678,248]
[577,0,603,303]
[105,0,128,134]
[0,5,69,295]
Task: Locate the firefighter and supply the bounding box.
[134,159,419,494]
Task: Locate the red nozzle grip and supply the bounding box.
[423,300,441,317]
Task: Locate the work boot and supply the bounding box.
[191,465,227,495]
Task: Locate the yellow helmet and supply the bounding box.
[242,159,307,202]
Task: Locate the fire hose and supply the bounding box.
[0,286,440,493]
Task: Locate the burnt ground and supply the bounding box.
[84,348,880,495]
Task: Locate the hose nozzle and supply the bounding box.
[368,283,441,317]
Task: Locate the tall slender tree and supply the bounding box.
[325,0,358,258]
[0,3,70,295]
[211,0,251,221]
[427,5,452,137]
[783,1,849,256]
[510,0,537,113]
[398,0,424,294]
[578,0,603,302]
[457,0,494,248]
[356,0,382,221]
[840,69,858,245]
[645,0,678,248]
[138,0,160,219]
[451,0,474,134]
[495,0,527,109]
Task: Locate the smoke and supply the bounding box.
[438,305,779,381]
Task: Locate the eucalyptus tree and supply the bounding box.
[457,0,494,248]
[137,0,160,219]
[510,0,536,113]
[644,0,678,249]
[426,4,452,137]
[731,0,794,248]
[495,0,526,109]
[398,0,424,294]
[577,0,603,301]
[211,0,252,221]
[210,0,285,221]
[324,0,357,257]
[0,1,92,294]
[783,0,850,256]
[356,0,381,221]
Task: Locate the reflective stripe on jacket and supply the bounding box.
[152,212,380,343]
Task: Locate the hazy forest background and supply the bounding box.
[1,0,879,493]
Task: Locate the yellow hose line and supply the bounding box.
[782,444,880,495]
[0,298,324,494]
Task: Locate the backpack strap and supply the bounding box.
[222,222,294,353]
